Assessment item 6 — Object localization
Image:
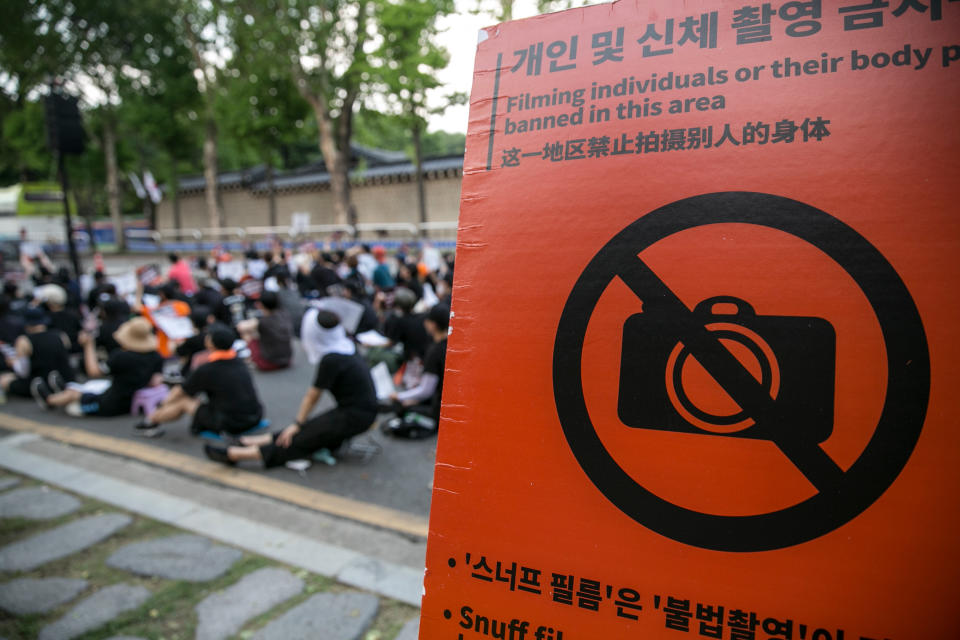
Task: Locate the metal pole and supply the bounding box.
[56,151,82,278]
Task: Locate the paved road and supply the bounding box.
[0,339,438,519]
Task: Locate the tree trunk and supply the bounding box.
[266,161,277,227]
[147,199,157,231]
[313,103,353,228]
[202,116,222,229]
[102,114,126,251]
[412,121,427,237]
[172,174,182,232]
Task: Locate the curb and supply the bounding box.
[0,412,429,539]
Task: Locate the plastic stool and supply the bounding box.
[130,385,169,417]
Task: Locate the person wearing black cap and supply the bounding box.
[135,323,263,438]
[0,307,73,403]
[381,302,449,438]
[203,310,377,467]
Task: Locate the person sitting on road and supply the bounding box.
[216,278,248,328]
[371,245,395,291]
[166,252,197,296]
[204,310,377,467]
[34,283,82,353]
[0,307,73,403]
[135,324,263,438]
[35,317,163,417]
[4,281,29,316]
[272,272,304,337]
[235,291,292,371]
[381,303,449,438]
[86,270,111,312]
[382,287,431,368]
[95,287,131,355]
[175,305,215,379]
[0,295,25,353]
[138,282,191,359]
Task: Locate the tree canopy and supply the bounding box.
[0,0,469,229]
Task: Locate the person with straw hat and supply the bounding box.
[35,317,164,417]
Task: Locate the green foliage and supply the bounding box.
[423,130,466,157]
[475,0,599,23]
[217,3,313,170]
[353,110,413,153]
[353,110,465,158]
[372,0,457,125]
[0,0,65,102]
[0,0,466,220]
[0,100,54,184]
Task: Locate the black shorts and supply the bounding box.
[190,402,262,435]
[79,391,129,417]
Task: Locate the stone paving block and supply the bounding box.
[194,567,304,640]
[38,583,151,640]
[395,617,420,640]
[0,476,19,492]
[0,513,131,572]
[106,534,242,582]
[0,577,88,615]
[252,591,379,640]
[0,486,81,520]
[337,557,422,607]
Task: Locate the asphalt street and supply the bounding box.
[0,339,438,519]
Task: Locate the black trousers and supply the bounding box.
[259,407,376,468]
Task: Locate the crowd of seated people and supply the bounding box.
[0,240,453,469]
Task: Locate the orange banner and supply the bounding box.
[423,2,960,639]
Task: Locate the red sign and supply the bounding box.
[423,2,960,639]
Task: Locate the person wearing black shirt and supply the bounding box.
[204,310,377,468]
[0,307,73,399]
[216,279,247,327]
[54,266,81,310]
[35,317,163,416]
[309,254,341,297]
[135,324,263,438]
[86,271,111,312]
[382,288,431,364]
[96,291,131,355]
[381,303,449,438]
[0,295,25,347]
[175,305,215,378]
[3,282,28,316]
[36,284,82,353]
[193,279,224,314]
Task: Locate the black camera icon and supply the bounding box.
[617,296,836,442]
